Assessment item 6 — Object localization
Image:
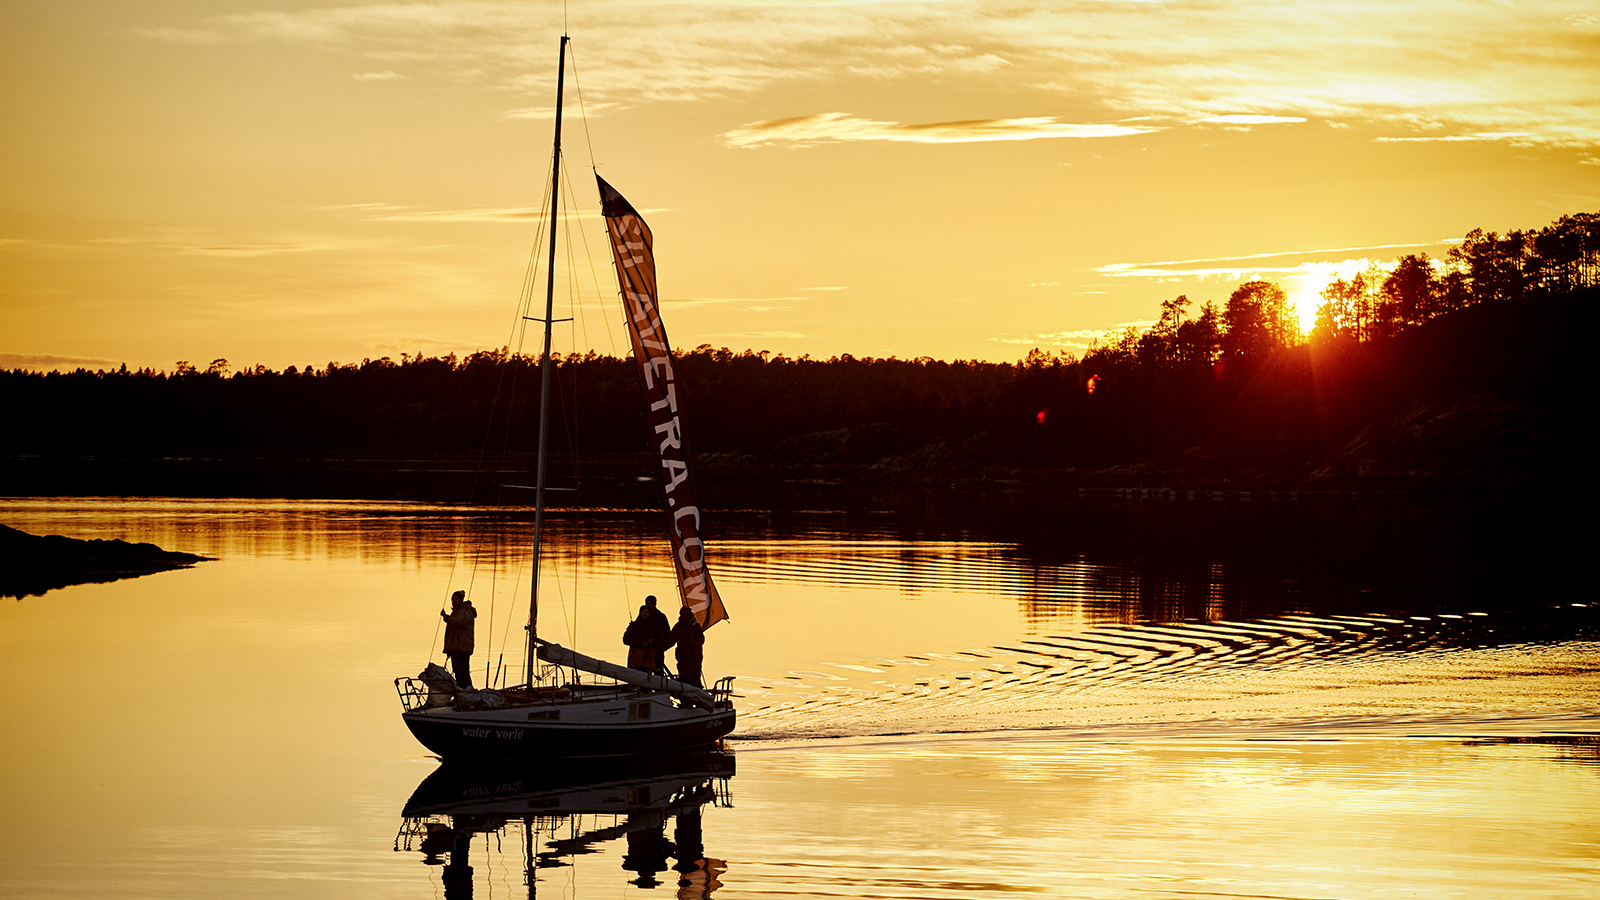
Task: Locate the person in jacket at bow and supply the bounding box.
[441,590,476,689]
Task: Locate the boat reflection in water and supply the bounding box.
[396,750,735,898]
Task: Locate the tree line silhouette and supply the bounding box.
[1313,213,1598,342]
[3,210,1591,498]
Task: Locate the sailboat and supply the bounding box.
[394,35,736,759]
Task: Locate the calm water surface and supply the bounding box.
[0,497,1594,899]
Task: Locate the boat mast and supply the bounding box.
[528,34,568,687]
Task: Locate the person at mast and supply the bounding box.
[667,606,705,688]
[441,590,476,689]
[624,594,673,674]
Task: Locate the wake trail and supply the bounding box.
[731,606,1600,744]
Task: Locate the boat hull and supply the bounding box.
[402,691,735,759]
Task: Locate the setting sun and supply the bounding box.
[1290,290,1320,335]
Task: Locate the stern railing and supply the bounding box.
[394,676,431,712]
[710,676,735,710]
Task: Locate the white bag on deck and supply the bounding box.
[418,663,457,707]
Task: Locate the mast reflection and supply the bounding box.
[396,750,734,898]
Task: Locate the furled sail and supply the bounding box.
[597,175,728,629]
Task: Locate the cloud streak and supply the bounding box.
[133,27,225,45]
[372,207,544,223]
[1098,239,1464,279]
[723,112,1157,147]
[989,321,1157,350]
[697,331,807,340]
[0,353,126,372]
[182,243,342,257]
[1199,114,1308,125]
[1375,132,1536,143]
[669,297,800,309]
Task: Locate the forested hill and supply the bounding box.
[3,213,1593,502]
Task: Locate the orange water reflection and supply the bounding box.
[0,498,1594,899]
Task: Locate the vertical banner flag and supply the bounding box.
[597,175,728,629]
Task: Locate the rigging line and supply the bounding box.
[566,41,600,173]
[482,520,495,689]
[549,547,576,649]
[554,161,588,506]
[558,205,607,654]
[565,163,620,359]
[497,522,532,683]
[428,599,443,664]
[478,178,550,503]
[469,169,556,599]
[621,566,633,623]
[558,148,590,352]
[573,533,580,654]
[563,43,621,358]
[486,515,512,688]
[456,158,556,668]
[549,174,584,653]
[458,172,551,605]
[431,519,480,661]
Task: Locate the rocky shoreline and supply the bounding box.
[0,524,213,599]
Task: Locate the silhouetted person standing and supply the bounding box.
[441,829,473,900]
[667,606,704,688]
[623,594,672,673]
[441,590,476,689]
[622,823,673,888]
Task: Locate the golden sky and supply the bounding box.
[3,0,1598,371]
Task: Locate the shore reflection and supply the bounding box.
[0,495,1561,625]
[396,750,735,897]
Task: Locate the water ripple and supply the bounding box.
[734,606,1600,742]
